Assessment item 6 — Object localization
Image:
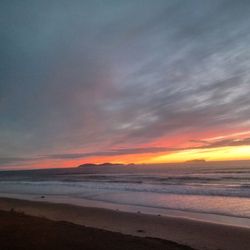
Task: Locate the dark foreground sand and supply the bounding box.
[0,197,250,250]
[0,210,193,250]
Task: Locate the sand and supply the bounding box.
[0,210,194,250]
[0,197,250,250]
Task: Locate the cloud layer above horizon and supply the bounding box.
[1,0,250,168]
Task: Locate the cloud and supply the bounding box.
[0,157,35,165]
[1,0,250,167]
[201,137,250,149]
[45,147,174,159]
[1,136,250,166]
[44,137,250,160]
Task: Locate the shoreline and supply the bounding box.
[1,192,250,229]
[0,197,250,250]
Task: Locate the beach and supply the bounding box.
[0,209,193,250]
[0,197,250,250]
[2,1,250,249]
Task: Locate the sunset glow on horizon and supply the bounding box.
[1,1,250,170]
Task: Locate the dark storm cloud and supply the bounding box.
[1,0,250,167]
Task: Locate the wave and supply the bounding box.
[1,180,250,198]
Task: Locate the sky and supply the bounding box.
[1,0,250,169]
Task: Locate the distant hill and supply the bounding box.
[185,159,206,164]
[77,163,131,168]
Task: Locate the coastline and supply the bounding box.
[1,192,250,229]
[0,197,250,250]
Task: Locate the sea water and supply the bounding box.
[0,163,250,227]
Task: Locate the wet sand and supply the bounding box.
[0,197,250,250]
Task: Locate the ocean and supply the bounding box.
[0,163,250,228]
